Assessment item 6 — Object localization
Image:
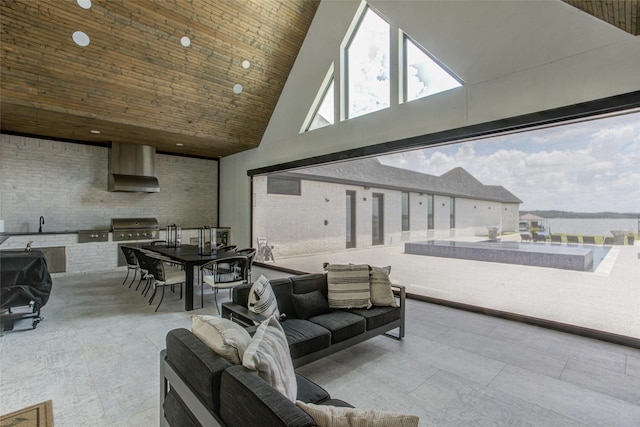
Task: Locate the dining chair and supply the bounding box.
[145,254,186,312]
[216,244,237,252]
[120,245,139,287]
[131,247,153,293]
[199,255,250,312]
[235,248,257,282]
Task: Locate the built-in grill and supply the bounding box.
[111,217,159,241]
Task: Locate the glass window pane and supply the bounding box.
[267,176,301,195]
[308,79,335,131]
[402,192,410,231]
[346,8,390,119]
[405,36,461,102]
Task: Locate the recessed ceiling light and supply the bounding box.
[90,130,101,134]
[242,60,251,69]
[233,84,243,94]
[77,0,91,9]
[180,36,191,47]
[72,31,90,47]
[176,143,184,147]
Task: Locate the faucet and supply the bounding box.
[39,216,45,233]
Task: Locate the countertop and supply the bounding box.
[0,231,81,236]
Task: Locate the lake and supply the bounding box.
[545,218,638,236]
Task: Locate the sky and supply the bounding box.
[378,111,640,213]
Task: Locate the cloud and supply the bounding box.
[379,111,640,213]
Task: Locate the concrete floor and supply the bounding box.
[272,239,640,340]
[0,265,638,426]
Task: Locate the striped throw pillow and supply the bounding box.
[325,264,371,309]
[248,275,280,319]
[243,315,297,402]
[369,265,397,307]
[296,401,419,427]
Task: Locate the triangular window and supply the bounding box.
[345,6,390,119]
[403,34,462,102]
[302,67,335,132]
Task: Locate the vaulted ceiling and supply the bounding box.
[1,0,636,159]
[1,0,319,158]
[562,0,639,36]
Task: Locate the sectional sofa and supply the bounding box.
[160,328,353,427]
[220,271,406,367]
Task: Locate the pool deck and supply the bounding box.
[273,236,640,340]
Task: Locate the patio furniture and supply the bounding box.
[142,245,238,311]
[200,255,250,313]
[146,254,186,312]
[566,235,579,245]
[256,237,275,262]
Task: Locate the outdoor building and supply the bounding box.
[254,158,521,257]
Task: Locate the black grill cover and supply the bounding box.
[0,250,53,309]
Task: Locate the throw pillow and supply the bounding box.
[248,274,280,319]
[243,314,297,402]
[190,315,252,365]
[369,266,397,307]
[291,290,331,320]
[325,263,371,309]
[296,401,419,427]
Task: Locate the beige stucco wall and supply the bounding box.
[221,0,640,248]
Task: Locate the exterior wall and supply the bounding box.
[220,1,640,249]
[407,192,429,241]
[432,195,452,239]
[0,134,218,233]
[501,203,520,233]
[455,198,504,236]
[254,176,520,258]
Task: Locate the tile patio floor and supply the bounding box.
[0,260,638,426]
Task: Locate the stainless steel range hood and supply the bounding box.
[108,142,160,192]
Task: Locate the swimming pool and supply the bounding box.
[404,240,611,272]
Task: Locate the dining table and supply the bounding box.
[142,244,237,311]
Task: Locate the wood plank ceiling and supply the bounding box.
[1,0,319,158]
[1,1,637,159]
[563,0,639,35]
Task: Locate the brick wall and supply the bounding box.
[0,134,218,275]
[0,134,218,232]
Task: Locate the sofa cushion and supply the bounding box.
[292,290,331,320]
[349,306,401,331]
[291,273,328,297]
[165,328,232,414]
[369,266,397,307]
[243,315,297,402]
[296,375,331,404]
[190,315,251,364]
[309,311,366,344]
[248,275,280,319]
[162,388,201,427]
[325,264,371,309]
[281,319,331,359]
[296,401,419,426]
[271,278,297,317]
[221,366,316,427]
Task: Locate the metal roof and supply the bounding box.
[279,157,522,204]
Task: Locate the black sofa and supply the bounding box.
[221,272,405,367]
[160,328,352,427]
